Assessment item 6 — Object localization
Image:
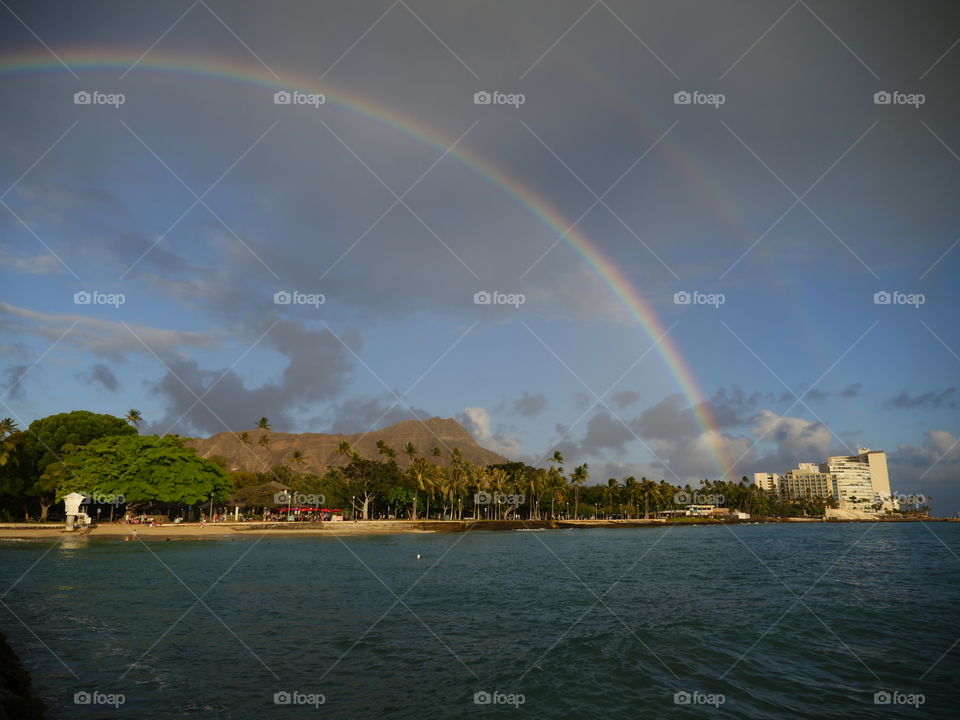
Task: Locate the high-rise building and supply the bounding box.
[780,464,838,501]
[820,449,897,512]
[753,449,897,514]
[752,472,780,493]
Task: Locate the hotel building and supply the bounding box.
[753,449,897,514]
[780,463,839,501]
[752,472,781,493]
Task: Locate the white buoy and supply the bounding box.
[416,554,421,560]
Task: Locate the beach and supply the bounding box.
[1,515,951,541]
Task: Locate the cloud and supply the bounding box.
[146,322,354,436]
[750,410,837,464]
[889,430,960,515]
[510,391,547,417]
[634,394,699,439]
[2,364,28,402]
[456,407,521,457]
[610,390,640,410]
[0,247,63,275]
[885,388,957,410]
[321,395,431,434]
[0,301,220,359]
[839,382,862,398]
[579,411,636,456]
[78,363,120,391]
[699,385,764,428]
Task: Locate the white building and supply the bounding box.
[753,472,781,493]
[754,449,897,514]
[820,449,898,512]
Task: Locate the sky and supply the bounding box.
[1,0,959,512]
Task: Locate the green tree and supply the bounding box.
[0,418,19,467]
[570,463,589,519]
[22,411,136,520]
[56,434,232,508]
[124,409,143,429]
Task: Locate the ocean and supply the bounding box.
[1,523,957,718]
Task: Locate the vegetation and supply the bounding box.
[54,434,232,508]
[0,410,926,523]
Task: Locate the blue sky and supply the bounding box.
[1,0,959,512]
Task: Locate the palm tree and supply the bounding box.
[543,468,562,519]
[337,441,356,464]
[403,442,421,519]
[256,417,271,430]
[289,449,307,472]
[257,433,273,470]
[604,477,620,518]
[124,409,143,428]
[570,463,589,519]
[0,418,19,467]
[622,476,638,518]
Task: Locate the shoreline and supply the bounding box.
[0,516,954,540]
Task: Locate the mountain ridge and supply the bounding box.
[187,416,510,473]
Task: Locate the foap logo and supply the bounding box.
[673,290,725,308]
[275,491,325,506]
[274,90,325,107]
[73,290,126,308]
[73,690,125,708]
[474,492,525,506]
[674,492,725,506]
[873,91,925,108]
[473,290,525,308]
[873,690,925,708]
[273,690,325,708]
[274,290,325,308]
[90,491,125,505]
[674,90,725,108]
[473,690,525,708]
[882,492,926,506]
[673,690,725,708]
[873,290,924,308]
[473,90,526,108]
[73,90,125,108]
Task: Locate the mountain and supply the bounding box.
[187,417,510,473]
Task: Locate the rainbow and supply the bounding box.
[0,49,734,478]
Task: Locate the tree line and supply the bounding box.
[1,410,843,522]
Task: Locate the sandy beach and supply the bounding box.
[1,516,951,540]
[0,518,677,539]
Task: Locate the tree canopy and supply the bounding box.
[23,410,136,476]
[56,434,231,506]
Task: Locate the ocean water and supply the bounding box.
[1,523,957,719]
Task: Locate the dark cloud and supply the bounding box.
[699,385,763,428]
[610,390,640,410]
[839,383,862,398]
[885,388,957,410]
[889,430,960,515]
[634,394,698,440]
[322,395,431,434]
[2,364,28,402]
[806,389,830,402]
[511,391,547,417]
[578,411,636,456]
[146,322,354,436]
[78,363,120,391]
